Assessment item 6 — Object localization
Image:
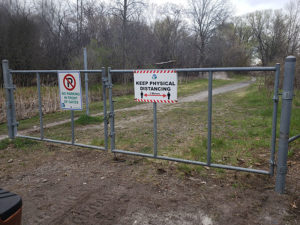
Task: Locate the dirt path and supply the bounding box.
[0,79,254,141]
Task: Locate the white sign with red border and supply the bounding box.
[58,71,83,110]
[134,69,178,103]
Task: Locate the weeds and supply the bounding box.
[0,139,10,150]
[75,115,103,125]
[91,138,105,146]
[0,138,38,150]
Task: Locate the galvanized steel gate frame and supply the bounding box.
[108,66,279,176]
[2,60,109,151]
[2,56,297,193]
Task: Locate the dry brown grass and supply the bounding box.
[0,86,101,123]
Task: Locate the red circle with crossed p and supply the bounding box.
[63,74,76,91]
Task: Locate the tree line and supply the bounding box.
[0,0,299,87]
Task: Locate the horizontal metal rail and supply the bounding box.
[17,135,106,151]
[289,134,300,143]
[10,70,103,74]
[112,149,270,175]
[110,67,276,73]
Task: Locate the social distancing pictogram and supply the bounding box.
[134,70,178,103]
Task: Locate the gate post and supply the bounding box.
[275,56,296,194]
[2,60,17,139]
[108,67,115,152]
[83,47,89,115]
[102,67,108,150]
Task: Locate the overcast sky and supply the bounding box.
[148,0,288,16]
[230,0,287,15]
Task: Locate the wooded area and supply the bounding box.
[0,0,299,87]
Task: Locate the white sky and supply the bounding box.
[230,0,288,16]
[147,0,288,16]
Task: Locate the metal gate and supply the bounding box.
[2,60,109,151]
[2,56,297,194]
[108,56,296,191]
[108,66,280,175]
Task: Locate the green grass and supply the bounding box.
[91,138,105,146]
[75,115,103,125]
[0,137,39,150]
[0,139,11,150]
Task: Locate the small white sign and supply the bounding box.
[58,71,83,110]
[134,69,178,103]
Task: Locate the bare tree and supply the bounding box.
[247,10,287,65]
[285,0,300,55]
[153,4,183,64]
[188,0,230,66]
[110,0,145,69]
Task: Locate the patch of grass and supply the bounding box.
[75,115,103,125]
[91,138,105,146]
[288,149,294,158]
[0,139,11,150]
[13,138,38,149]
[177,164,194,176]
[141,146,152,153]
[0,138,39,150]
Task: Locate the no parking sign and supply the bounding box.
[58,71,83,110]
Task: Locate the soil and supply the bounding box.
[1,79,299,224]
[0,144,299,225]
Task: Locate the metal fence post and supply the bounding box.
[84,48,89,115]
[108,68,115,152]
[2,60,17,139]
[102,67,108,150]
[153,102,158,158]
[71,110,75,144]
[207,71,213,165]
[269,63,280,176]
[275,56,296,194]
[36,72,44,140]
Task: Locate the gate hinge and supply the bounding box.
[281,91,294,100]
[269,159,275,166]
[272,95,279,102]
[104,115,110,124]
[106,83,113,88]
[102,78,112,88]
[109,112,115,118]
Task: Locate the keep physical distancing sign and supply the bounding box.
[58,71,82,110]
[134,69,178,103]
